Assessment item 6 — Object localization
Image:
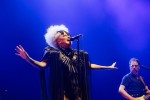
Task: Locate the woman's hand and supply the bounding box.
[109,62,118,69]
[15,45,29,60]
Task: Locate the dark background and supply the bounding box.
[0,0,150,100]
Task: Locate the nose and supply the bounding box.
[133,66,136,68]
[68,35,70,37]
[67,35,71,39]
[67,35,71,41]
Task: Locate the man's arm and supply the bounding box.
[139,76,150,94]
[145,86,150,94]
[119,85,139,100]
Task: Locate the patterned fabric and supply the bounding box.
[40,46,92,100]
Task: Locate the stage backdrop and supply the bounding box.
[0,0,150,100]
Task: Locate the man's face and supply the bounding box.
[57,31,72,48]
[129,61,140,75]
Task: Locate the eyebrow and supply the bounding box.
[130,65,139,67]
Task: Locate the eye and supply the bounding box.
[131,65,139,67]
[63,35,67,37]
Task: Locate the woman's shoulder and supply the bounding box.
[73,49,88,54]
[72,49,89,58]
[44,46,60,54]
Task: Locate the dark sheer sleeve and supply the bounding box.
[79,51,92,100]
[40,46,64,100]
[40,47,51,64]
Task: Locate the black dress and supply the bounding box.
[40,46,92,100]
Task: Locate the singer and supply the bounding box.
[119,58,150,100]
[15,24,117,100]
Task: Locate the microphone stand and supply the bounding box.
[74,37,83,99]
[141,65,150,71]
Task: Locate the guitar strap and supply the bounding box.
[139,76,146,86]
[139,76,150,100]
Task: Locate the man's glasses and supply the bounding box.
[130,65,139,67]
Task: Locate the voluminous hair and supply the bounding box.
[44,24,69,49]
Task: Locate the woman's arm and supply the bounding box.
[91,62,117,69]
[15,45,47,68]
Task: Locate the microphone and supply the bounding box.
[141,65,150,70]
[70,34,83,41]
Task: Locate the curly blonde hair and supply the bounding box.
[44,24,69,49]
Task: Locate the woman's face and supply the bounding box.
[57,31,72,48]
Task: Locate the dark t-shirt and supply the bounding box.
[121,73,146,97]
